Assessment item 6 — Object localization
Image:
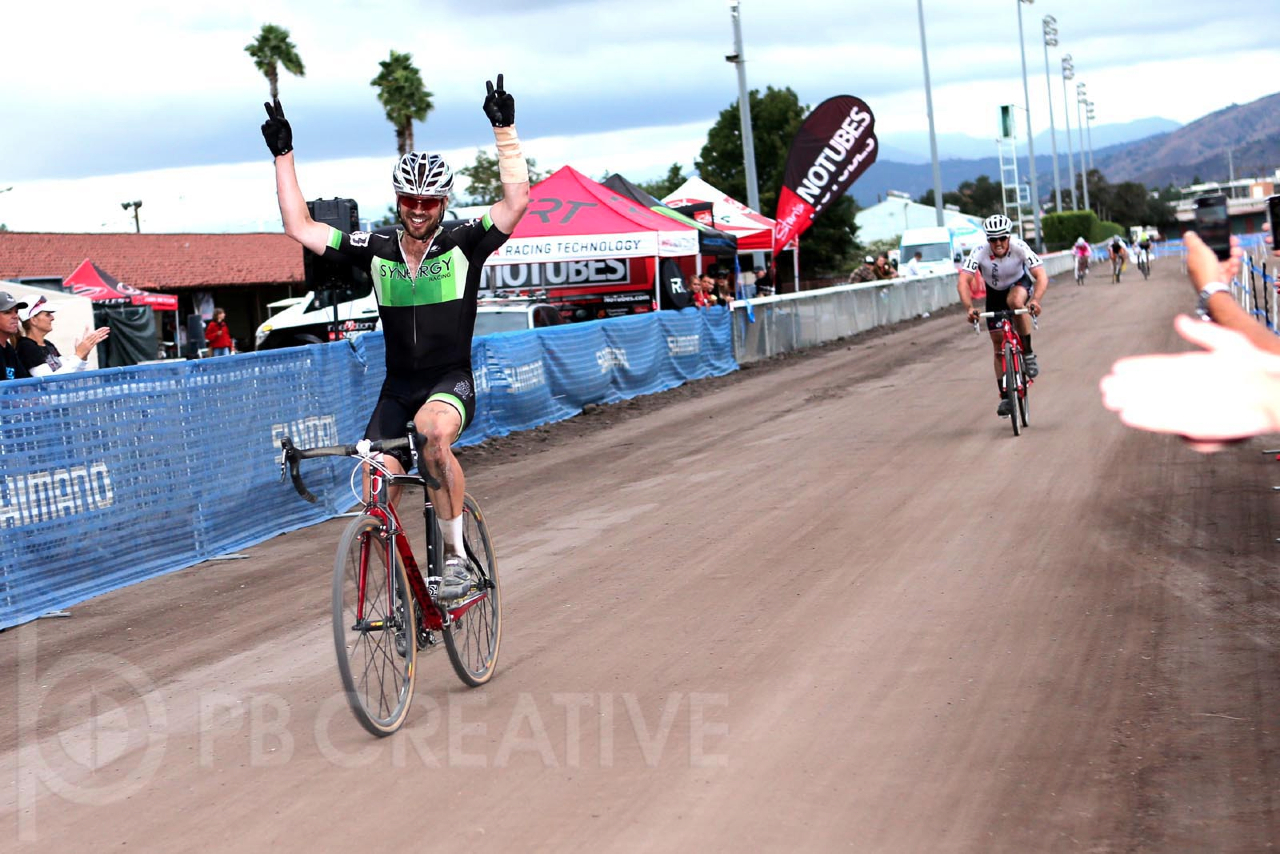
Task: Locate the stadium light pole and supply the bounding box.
[916,0,946,227]
[1076,82,1090,212]
[727,1,765,270]
[121,200,142,234]
[1061,55,1077,210]
[1016,0,1044,251]
[1041,16,1062,213]
[1085,100,1097,172]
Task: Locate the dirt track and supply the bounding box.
[5,257,1280,852]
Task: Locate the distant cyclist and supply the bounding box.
[1108,237,1127,281]
[958,214,1049,418]
[1072,236,1091,283]
[261,74,530,600]
[1137,231,1153,268]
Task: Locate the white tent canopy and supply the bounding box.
[662,176,784,253]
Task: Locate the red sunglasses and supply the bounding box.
[397,194,445,212]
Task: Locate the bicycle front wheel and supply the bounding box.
[443,494,502,687]
[1018,365,1030,428]
[333,514,416,736]
[1004,343,1021,437]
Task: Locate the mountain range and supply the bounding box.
[855,91,1280,206]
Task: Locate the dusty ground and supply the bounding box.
[5,257,1280,852]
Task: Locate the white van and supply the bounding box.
[254,292,562,351]
[898,226,960,278]
[254,288,379,349]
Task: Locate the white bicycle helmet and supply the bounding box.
[983,214,1012,238]
[392,152,454,197]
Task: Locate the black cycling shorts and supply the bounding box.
[983,273,1033,331]
[365,366,476,469]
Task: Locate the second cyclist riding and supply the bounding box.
[957,214,1049,435]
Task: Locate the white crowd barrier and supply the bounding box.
[731,251,1078,363]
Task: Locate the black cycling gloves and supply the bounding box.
[483,74,515,128]
[265,77,510,156]
[261,98,294,157]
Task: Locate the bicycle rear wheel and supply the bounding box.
[1003,343,1020,437]
[333,514,416,736]
[443,494,502,687]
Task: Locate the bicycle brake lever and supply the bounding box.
[278,436,317,503]
[279,436,294,482]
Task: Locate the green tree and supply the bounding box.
[637,163,687,199]
[918,175,1004,218]
[696,86,859,277]
[244,24,305,101]
[370,51,434,156]
[457,149,543,204]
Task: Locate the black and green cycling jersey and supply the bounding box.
[320,213,509,377]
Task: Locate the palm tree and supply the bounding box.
[370,51,434,156]
[245,24,305,101]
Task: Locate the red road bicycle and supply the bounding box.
[280,429,501,736]
[976,308,1035,437]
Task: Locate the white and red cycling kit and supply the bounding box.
[962,236,1043,292]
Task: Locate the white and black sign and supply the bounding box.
[483,259,630,291]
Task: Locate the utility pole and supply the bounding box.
[1041,16,1062,213]
[121,200,142,233]
[917,0,945,227]
[1075,83,1090,212]
[1084,100,1096,172]
[1061,55,1077,210]
[727,1,765,270]
[1016,0,1044,252]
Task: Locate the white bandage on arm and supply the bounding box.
[493,125,529,184]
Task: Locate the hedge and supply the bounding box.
[1041,211,1098,251]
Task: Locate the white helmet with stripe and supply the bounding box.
[392,152,454,197]
[982,214,1013,238]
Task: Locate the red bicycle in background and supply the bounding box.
[976,308,1035,437]
[280,428,501,736]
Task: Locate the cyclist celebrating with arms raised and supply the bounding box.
[262,74,530,599]
[958,214,1049,417]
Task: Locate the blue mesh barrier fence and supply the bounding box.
[0,307,733,628]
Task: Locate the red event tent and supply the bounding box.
[485,166,699,266]
[64,259,179,311]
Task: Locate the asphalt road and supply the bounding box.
[5,256,1280,852]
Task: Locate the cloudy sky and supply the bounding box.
[2,0,1275,233]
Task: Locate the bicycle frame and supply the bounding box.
[975,308,1034,433]
[994,318,1026,396]
[281,434,492,632]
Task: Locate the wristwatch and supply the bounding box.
[1196,281,1232,320]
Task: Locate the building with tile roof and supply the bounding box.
[0,232,309,352]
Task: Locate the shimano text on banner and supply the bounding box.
[773,96,878,259]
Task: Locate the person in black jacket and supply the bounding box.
[0,291,31,382]
[18,294,110,376]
